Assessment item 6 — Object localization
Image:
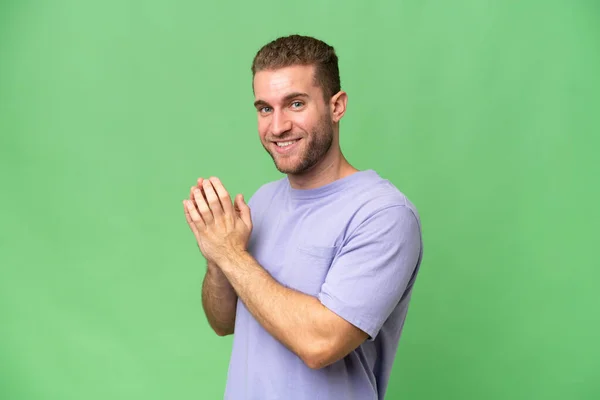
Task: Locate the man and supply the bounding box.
[183,35,423,400]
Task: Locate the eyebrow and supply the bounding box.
[254,92,310,108]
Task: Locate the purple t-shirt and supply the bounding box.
[224,169,423,400]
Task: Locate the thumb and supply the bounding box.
[235,194,252,227]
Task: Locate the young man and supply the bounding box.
[183,35,424,400]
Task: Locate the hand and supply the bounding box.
[183,177,252,265]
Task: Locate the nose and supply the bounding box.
[270,110,292,137]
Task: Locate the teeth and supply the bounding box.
[276,140,298,147]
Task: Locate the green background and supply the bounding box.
[1,0,598,399]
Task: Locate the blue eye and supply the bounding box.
[260,106,272,113]
[291,101,303,108]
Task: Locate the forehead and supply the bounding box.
[253,65,320,101]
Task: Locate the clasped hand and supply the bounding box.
[183,177,252,265]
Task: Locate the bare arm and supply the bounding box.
[201,259,238,336]
[186,179,238,336]
[218,249,368,369]
[184,176,367,368]
[185,177,416,370]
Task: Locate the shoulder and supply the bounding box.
[346,172,421,234]
[335,175,423,271]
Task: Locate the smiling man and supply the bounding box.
[183,35,424,400]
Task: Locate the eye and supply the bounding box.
[291,101,304,109]
[259,106,272,113]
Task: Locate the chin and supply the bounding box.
[274,161,302,175]
[274,157,318,175]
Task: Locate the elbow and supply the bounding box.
[303,352,335,370]
[300,340,336,370]
[299,331,367,369]
[304,356,329,370]
[213,326,234,337]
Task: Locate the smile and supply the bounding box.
[273,139,301,153]
[277,140,299,147]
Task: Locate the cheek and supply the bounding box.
[296,109,323,131]
[289,114,310,132]
[257,119,269,139]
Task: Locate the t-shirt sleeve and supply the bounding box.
[317,205,422,340]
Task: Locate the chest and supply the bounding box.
[248,206,350,296]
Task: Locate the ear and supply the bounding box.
[330,90,348,123]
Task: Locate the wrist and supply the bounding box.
[206,260,220,273]
[218,247,250,274]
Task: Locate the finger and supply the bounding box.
[209,177,234,216]
[188,186,205,214]
[203,179,223,220]
[235,194,252,229]
[190,178,206,201]
[184,199,206,230]
[193,187,213,225]
[183,201,201,236]
[190,179,200,200]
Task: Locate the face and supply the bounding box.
[253,65,335,175]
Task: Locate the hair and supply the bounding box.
[251,35,341,101]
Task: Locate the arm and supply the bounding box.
[186,178,239,337]
[184,178,421,368]
[217,205,422,369]
[218,249,368,369]
[201,259,238,336]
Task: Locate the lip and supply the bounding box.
[273,138,301,154]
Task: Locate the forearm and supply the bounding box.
[202,260,238,336]
[218,250,336,367]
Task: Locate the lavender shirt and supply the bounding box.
[223,170,423,400]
